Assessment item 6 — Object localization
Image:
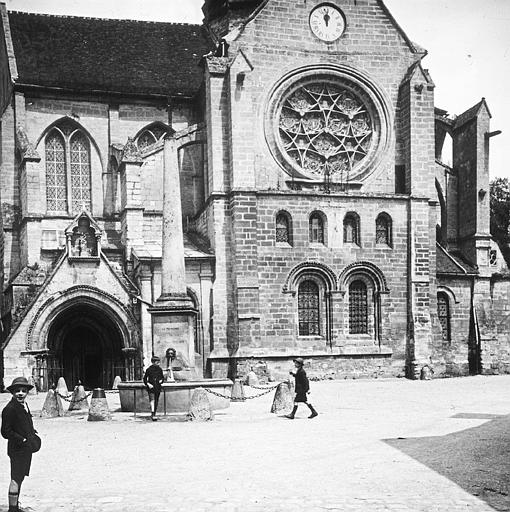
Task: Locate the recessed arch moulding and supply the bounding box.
[26,285,140,353]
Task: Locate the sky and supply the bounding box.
[4,0,510,180]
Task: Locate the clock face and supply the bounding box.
[309,4,345,42]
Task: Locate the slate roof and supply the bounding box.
[454,98,491,129]
[132,233,213,261]
[7,11,213,97]
[436,244,478,275]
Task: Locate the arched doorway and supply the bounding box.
[47,303,125,390]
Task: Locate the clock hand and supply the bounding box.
[324,12,330,27]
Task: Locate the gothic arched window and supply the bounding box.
[70,133,91,212]
[45,131,67,212]
[45,124,92,214]
[276,211,292,244]
[376,213,392,246]
[349,280,368,334]
[437,292,451,342]
[136,123,169,151]
[344,213,360,245]
[298,280,320,336]
[309,212,325,244]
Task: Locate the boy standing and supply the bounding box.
[286,358,318,419]
[143,356,165,421]
[1,377,39,512]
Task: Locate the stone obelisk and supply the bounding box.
[148,137,197,371]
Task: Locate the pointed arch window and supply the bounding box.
[344,213,360,245]
[437,292,451,342]
[136,123,169,151]
[70,133,91,212]
[376,213,392,246]
[45,132,68,212]
[45,124,92,214]
[349,280,368,334]
[309,212,325,244]
[298,280,320,336]
[276,211,292,244]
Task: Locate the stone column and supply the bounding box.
[139,267,154,370]
[149,138,197,373]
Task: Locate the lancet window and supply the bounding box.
[45,124,91,214]
[437,292,451,342]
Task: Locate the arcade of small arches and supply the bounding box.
[283,261,389,342]
[275,209,392,247]
[284,262,455,344]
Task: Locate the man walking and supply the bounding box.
[1,377,40,512]
[143,356,165,421]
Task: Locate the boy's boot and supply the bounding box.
[285,405,298,419]
[307,404,318,418]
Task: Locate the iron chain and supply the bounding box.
[247,383,281,391]
[56,390,92,403]
[203,382,281,401]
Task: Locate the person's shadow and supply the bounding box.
[385,413,510,511]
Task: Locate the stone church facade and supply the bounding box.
[0,0,509,390]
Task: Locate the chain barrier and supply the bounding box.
[56,390,93,403]
[247,383,281,391]
[204,381,282,401]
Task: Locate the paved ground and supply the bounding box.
[0,375,510,511]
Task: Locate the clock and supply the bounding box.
[309,4,345,42]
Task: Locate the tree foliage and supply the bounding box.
[490,177,510,244]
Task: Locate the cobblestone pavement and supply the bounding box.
[1,375,509,511]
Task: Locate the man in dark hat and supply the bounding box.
[143,356,164,421]
[286,358,318,419]
[1,377,39,512]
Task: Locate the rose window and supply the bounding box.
[278,83,373,180]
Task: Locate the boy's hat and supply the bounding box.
[293,357,304,365]
[7,376,34,393]
[151,356,161,363]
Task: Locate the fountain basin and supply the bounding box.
[118,379,233,414]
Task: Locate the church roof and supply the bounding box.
[132,233,214,261]
[7,11,213,98]
[436,244,478,276]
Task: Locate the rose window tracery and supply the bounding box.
[278,83,373,180]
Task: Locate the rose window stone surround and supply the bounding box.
[265,66,391,184]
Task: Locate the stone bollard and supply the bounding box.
[68,383,89,412]
[88,388,111,421]
[112,376,122,389]
[246,370,259,387]
[270,381,294,415]
[188,388,214,421]
[40,388,65,418]
[230,379,246,402]
[56,377,68,397]
[28,376,38,395]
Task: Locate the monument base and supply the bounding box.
[118,379,233,414]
